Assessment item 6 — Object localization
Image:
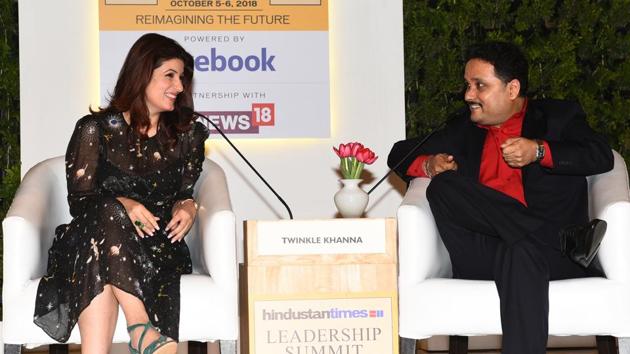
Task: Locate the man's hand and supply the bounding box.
[116,196,160,238]
[501,137,538,168]
[426,153,458,177]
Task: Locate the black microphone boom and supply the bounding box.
[367,120,449,195]
[185,108,294,219]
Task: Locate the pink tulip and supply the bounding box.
[333,143,353,158]
[355,147,378,164]
[349,142,364,157]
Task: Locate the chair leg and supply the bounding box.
[399,337,417,354]
[4,344,22,354]
[449,335,468,354]
[619,337,630,354]
[220,340,237,354]
[49,344,69,354]
[597,336,618,354]
[188,341,208,354]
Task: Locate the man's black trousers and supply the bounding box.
[425,170,600,354]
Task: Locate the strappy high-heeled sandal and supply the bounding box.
[127,322,176,354]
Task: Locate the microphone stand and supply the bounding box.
[190,110,294,220]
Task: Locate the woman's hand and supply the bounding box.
[116,197,160,238]
[166,199,197,243]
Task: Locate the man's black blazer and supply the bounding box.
[388,99,614,231]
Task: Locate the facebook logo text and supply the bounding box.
[195,48,276,72]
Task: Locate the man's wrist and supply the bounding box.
[422,157,434,178]
[535,139,545,162]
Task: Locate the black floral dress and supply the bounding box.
[34,112,209,342]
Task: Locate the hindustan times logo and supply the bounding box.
[262,308,385,321]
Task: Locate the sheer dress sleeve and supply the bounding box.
[175,121,209,201]
[65,115,103,217]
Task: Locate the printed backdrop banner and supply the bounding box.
[99,0,329,138]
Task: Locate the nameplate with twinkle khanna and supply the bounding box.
[245,218,398,354]
[256,218,387,256]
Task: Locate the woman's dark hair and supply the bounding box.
[465,41,529,97]
[95,33,195,144]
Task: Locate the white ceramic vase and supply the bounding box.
[334,179,368,218]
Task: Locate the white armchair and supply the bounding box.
[2,156,238,353]
[397,150,630,354]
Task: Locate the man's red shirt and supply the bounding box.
[407,100,553,205]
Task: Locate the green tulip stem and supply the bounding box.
[340,157,366,179]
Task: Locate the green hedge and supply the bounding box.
[403,0,630,164]
[0,0,20,288]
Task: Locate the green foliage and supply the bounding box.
[403,0,630,163]
[0,0,20,291]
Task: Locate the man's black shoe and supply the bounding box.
[559,219,607,268]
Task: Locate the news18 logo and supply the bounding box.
[200,103,275,134]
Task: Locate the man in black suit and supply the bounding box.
[388,41,613,354]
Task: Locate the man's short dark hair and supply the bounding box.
[465,41,529,97]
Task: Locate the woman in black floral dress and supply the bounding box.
[33,33,208,354]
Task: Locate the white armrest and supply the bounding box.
[193,159,237,289]
[2,217,43,298]
[588,150,630,282]
[397,177,452,288]
[2,157,68,299]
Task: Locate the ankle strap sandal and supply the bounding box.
[127,322,175,354]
